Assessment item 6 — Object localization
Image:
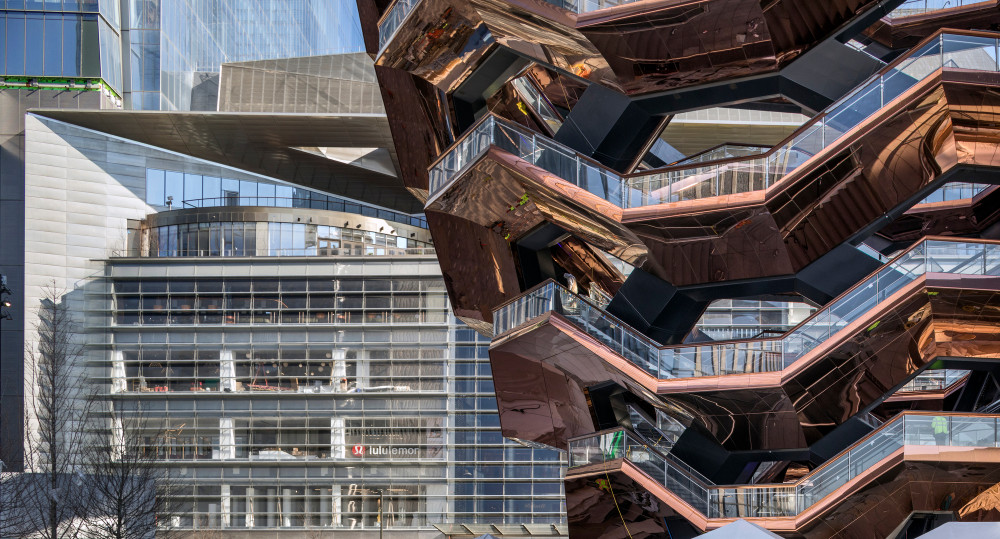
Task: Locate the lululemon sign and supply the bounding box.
[350,445,419,457]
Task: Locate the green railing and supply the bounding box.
[569,412,1000,518]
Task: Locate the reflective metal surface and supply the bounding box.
[375,0,614,93]
[867,0,1000,50]
[490,238,1000,449]
[373,0,889,96]
[565,412,1000,535]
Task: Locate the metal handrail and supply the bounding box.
[568,411,1000,518]
[427,30,1000,208]
[493,237,1000,379]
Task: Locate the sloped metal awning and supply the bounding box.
[433,523,568,537]
[28,109,422,214]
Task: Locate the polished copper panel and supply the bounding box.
[565,459,675,539]
[428,148,649,261]
[374,65,456,197]
[878,186,1000,244]
[374,0,616,93]
[369,0,886,96]
[566,439,1000,536]
[424,210,523,334]
[866,1,1000,50]
[490,273,1000,450]
[625,71,1000,287]
[424,146,649,325]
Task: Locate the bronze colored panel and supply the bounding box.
[865,1,1000,50]
[375,0,615,93]
[490,272,1000,450]
[374,65,455,195]
[428,147,651,265]
[565,459,674,539]
[571,443,1000,536]
[424,210,522,332]
[625,73,1000,287]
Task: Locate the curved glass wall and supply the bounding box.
[145,168,428,229]
[145,221,432,258]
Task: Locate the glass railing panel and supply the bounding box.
[950,416,997,446]
[377,0,420,50]
[823,80,883,142]
[986,243,1000,275]
[571,415,999,520]
[898,369,968,392]
[511,77,564,133]
[925,240,983,273]
[535,136,579,182]
[497,240,999,380]
[568,429,627,467]
[903,415,942,444]
[579,160,624,206]
[942,35,999,72]
[493,118,534,159]
[674,145,770,166]
[711,487,797,518]
[889,0,984,18]
[918,182,989,203]
[786,121,825,161]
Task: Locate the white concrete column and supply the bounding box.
[219,417,235,459]
[220,350,236,392]
[245,487,255,528]
[111,350,126,393]
[331,417,345,459]
[332,348,346,391]
[220,485,231,528]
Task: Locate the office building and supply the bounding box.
[0,0,365,471]
[360,0,1000,535]
[4,33,568,537]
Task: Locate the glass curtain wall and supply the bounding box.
[126,0,364,110]
[101,257,564,531]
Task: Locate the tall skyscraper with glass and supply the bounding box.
[0,0,366,472]
[126,0,364,110]
[3,40,568,535]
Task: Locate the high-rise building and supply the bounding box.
[0,0,365,471]
[125,0,365,110]
[5,50,569,537]
[358,0,1000,534]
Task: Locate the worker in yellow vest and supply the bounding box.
[932,416,949,445]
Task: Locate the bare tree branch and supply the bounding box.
[21,284,94,539]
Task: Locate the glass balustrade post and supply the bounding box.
[551,284,557,315]
[940,34,944,67]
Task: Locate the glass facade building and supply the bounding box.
[0,0,123,93]
[126,0,365,110]
[75,163,565,533]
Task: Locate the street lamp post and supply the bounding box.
[0,275,10,475]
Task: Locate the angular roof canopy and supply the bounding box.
[31,109,421,213]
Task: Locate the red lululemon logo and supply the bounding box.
[352,445,365,456]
